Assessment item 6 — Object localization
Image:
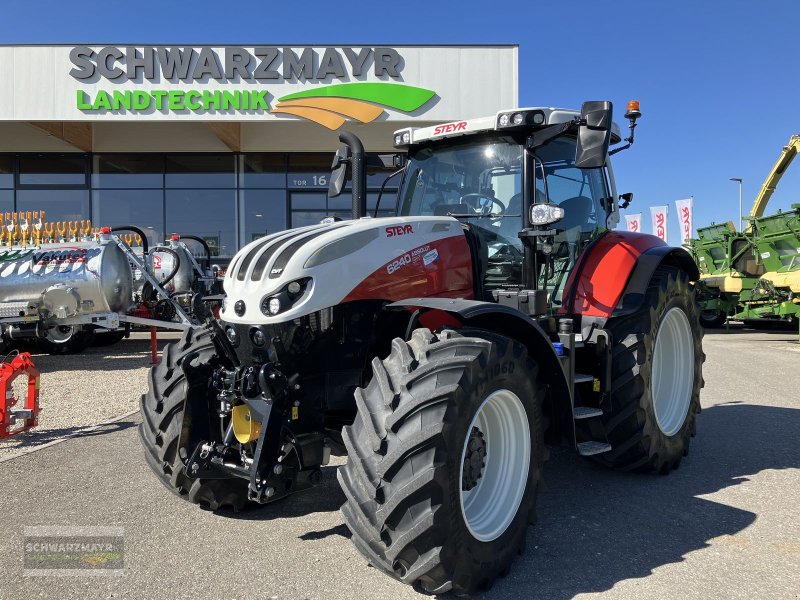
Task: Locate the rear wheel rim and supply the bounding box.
[459,389,530,542]
[651,307,694,436]
[46,325,75,344]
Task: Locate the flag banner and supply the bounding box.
[675,198,693,242]
[650,205,668,242]
[625,213,643,233]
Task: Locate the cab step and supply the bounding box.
[574,373,594,384]
[573,406,603,419]
[577,441,612,456]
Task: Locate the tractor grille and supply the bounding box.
[234,226,324,282]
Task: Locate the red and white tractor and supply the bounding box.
[140,100,704,595]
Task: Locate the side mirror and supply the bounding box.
[575,101,613,169]
[619,192,633,209]
[328,146,350,198]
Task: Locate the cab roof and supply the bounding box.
[393,107,622,148]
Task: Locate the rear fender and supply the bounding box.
[564,231,699,319]
[387,298,570,406]
[615,245,700,316]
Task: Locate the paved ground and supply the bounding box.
[0,326,798,599]
[0,332,180,462]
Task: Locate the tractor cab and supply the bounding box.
[392,105,630,310]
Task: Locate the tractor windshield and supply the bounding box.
[398,139,525,288]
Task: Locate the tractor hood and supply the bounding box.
[220,216,474,324]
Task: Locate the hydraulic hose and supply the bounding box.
[111,226,149,254]
[150,245,181,288]
[178,234,212,268]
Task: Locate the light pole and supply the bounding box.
[730,177,743,231]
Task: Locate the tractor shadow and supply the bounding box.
[11,337,178,373]
[219,464,347,524]
[202,402,799,597]
[485,401,800,600]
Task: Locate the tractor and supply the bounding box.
[139,100,704,595]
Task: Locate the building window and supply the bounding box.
[240,189,287,243]
[16,189,90,224]
[165,155,235,188]
[18,155,88,187]
[165,189,236,258]
[240,154,286,188]
[92,189,165,247]
[93,155,163,188]
[0,191,13,214]
[0,155,13,188]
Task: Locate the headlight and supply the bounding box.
[393,130,412,147]
[530,203,565,226]
[225,326,239,347]
[251,328,267,347]
[260,278,311,317]
[496,109,546,129]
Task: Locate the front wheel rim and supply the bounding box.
[651,307,694,436]
[459,388,531,542]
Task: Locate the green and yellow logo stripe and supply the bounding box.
[273,82,436,130]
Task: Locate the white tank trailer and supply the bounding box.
[0,231,212,354]
[0,240,133,318]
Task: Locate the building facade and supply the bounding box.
[0,45,517,259]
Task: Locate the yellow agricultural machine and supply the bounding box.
[691,135,800,326]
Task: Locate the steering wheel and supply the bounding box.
[459,193,506,215]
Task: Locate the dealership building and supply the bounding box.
[0,44,517,259]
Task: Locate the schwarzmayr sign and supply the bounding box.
[69,46,434,129]
[69,46,404,82]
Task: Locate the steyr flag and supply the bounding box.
[625,213,643,232]
[675,198,693,242]
[650,206,668,242]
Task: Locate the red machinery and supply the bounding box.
[0,352,40,439]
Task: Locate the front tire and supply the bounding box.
[588,266,704,473]
[139,326,249,510]
[338,329,544,595]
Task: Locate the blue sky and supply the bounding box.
[1,0,798,244]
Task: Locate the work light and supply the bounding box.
[530,203,565,226]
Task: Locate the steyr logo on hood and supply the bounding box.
[386,225,413,237]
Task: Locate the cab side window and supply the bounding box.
[534,136,609,234]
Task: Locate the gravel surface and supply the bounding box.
[0,326,798,599]
[0,332,180,462]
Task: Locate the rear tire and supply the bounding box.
[588,266,704,473]
[37,325,94,355]
[338,328,544,595]
[699,309,726,328]
[91,329,127,347]
[138,325,249,511]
